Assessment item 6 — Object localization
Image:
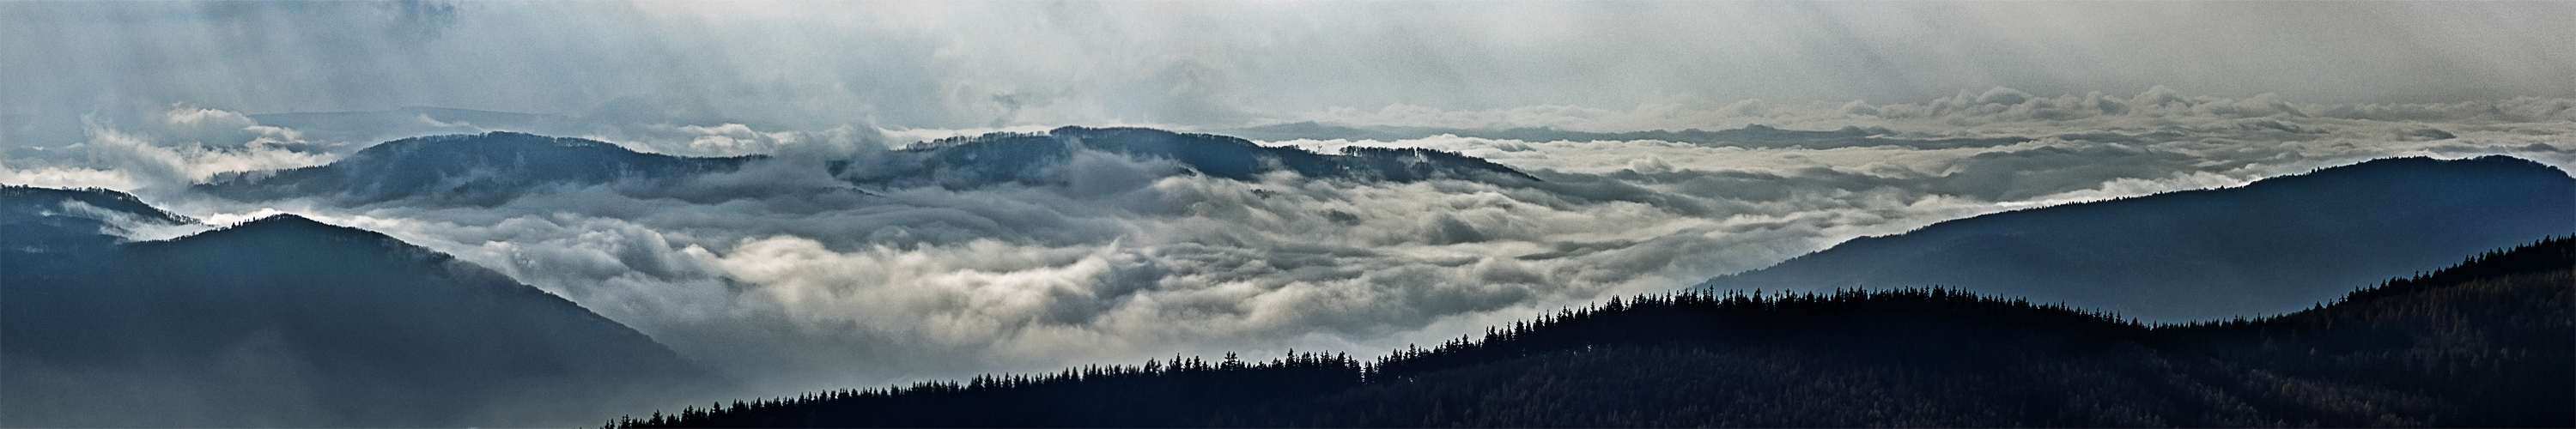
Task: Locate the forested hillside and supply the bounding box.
[1698,155,2576,323]
[2,185,715,427]
[616,236,2573,427]
[192,128,1537,208]
[194,132,758,206]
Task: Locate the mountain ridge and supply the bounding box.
[614,236,2574,427]
[197,131,758,206]
[846,126,1535,190]
[1221,122,2038,149]
[1697,154,2575,322]
[195,128,1541,207]
[2,185,720,427]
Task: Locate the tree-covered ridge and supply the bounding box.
[614,351,1365,428]
[2,184,200,253]
[840,126,1535,190]
[1,184,195,225]
[196,131,761,206]
[617,236,2573,427]
[1223,122,2035,150]
[2158,235,2574,427]
[1697,155,2575,323]
[1,186,716,426]
[195,128,1541,208]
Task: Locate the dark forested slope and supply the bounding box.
[1698,155,2575,322]
[2,185,716,427]
[617,236,2573,428]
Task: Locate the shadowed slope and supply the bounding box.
[2,186,718,427]
[196,128,1539,208]
[1699,155,2575,322]
[196,131,757,206]
[1222,123,2035,150]
[617,237,2572,427]
[837,126,1535,190]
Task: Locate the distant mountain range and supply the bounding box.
[45,126,2575,426]
[848,126,1534,189]
[198,128,1535,206]
[614,236,2573,427]
[1699,155,2575,322]
[1,185,715,427]
[1222,122,2036,150]
[196,132,758,206]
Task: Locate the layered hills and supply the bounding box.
[197,127,1534,207]
[1700,155,2575,322]
[195,132,758,206]
[0,185,715,427]
[38,127,2571,427]
[848,126,1534,189]
[1222,122,2035,150]
[615,236,2573,427]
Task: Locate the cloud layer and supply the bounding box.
[6,1,2571,139]
[7,2,2571,420]
[5,88,2543,400]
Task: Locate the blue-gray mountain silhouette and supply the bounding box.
[197,131,757,206]
[614,237,2573,427]
[841,126,1535,190]
[2,185,715,427]
[0,184,194,252]
[1223,122,2034,150]
[199,128,1535,206]
[1698,155,2576,322]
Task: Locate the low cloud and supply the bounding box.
[26,88,2576,403]
[1279,87,2576,136]
[4,113,336,192]
[10,1,2573,421]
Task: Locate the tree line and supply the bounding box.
[617,235,2572,427]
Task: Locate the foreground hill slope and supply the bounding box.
[618,236,2573,427]
[1,185,715,427]
[1700,155,2574,322]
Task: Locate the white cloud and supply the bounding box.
[10,0,2573,421]
[30,86,2576,410]
[8,2,2570,135]
[69,116,334,189]
[0,164,141,190]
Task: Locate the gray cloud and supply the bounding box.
[5,1,2571,144]
[8,2,2572,421]
[55,90,2549,402]
[8,39,2573,414]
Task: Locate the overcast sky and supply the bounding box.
[5,1,2571,132]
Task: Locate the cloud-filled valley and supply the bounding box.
[5,2,2573,426]
[7,88,2568,401]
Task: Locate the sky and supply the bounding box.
[3,0,2573,420]
[5,1,2572,132]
